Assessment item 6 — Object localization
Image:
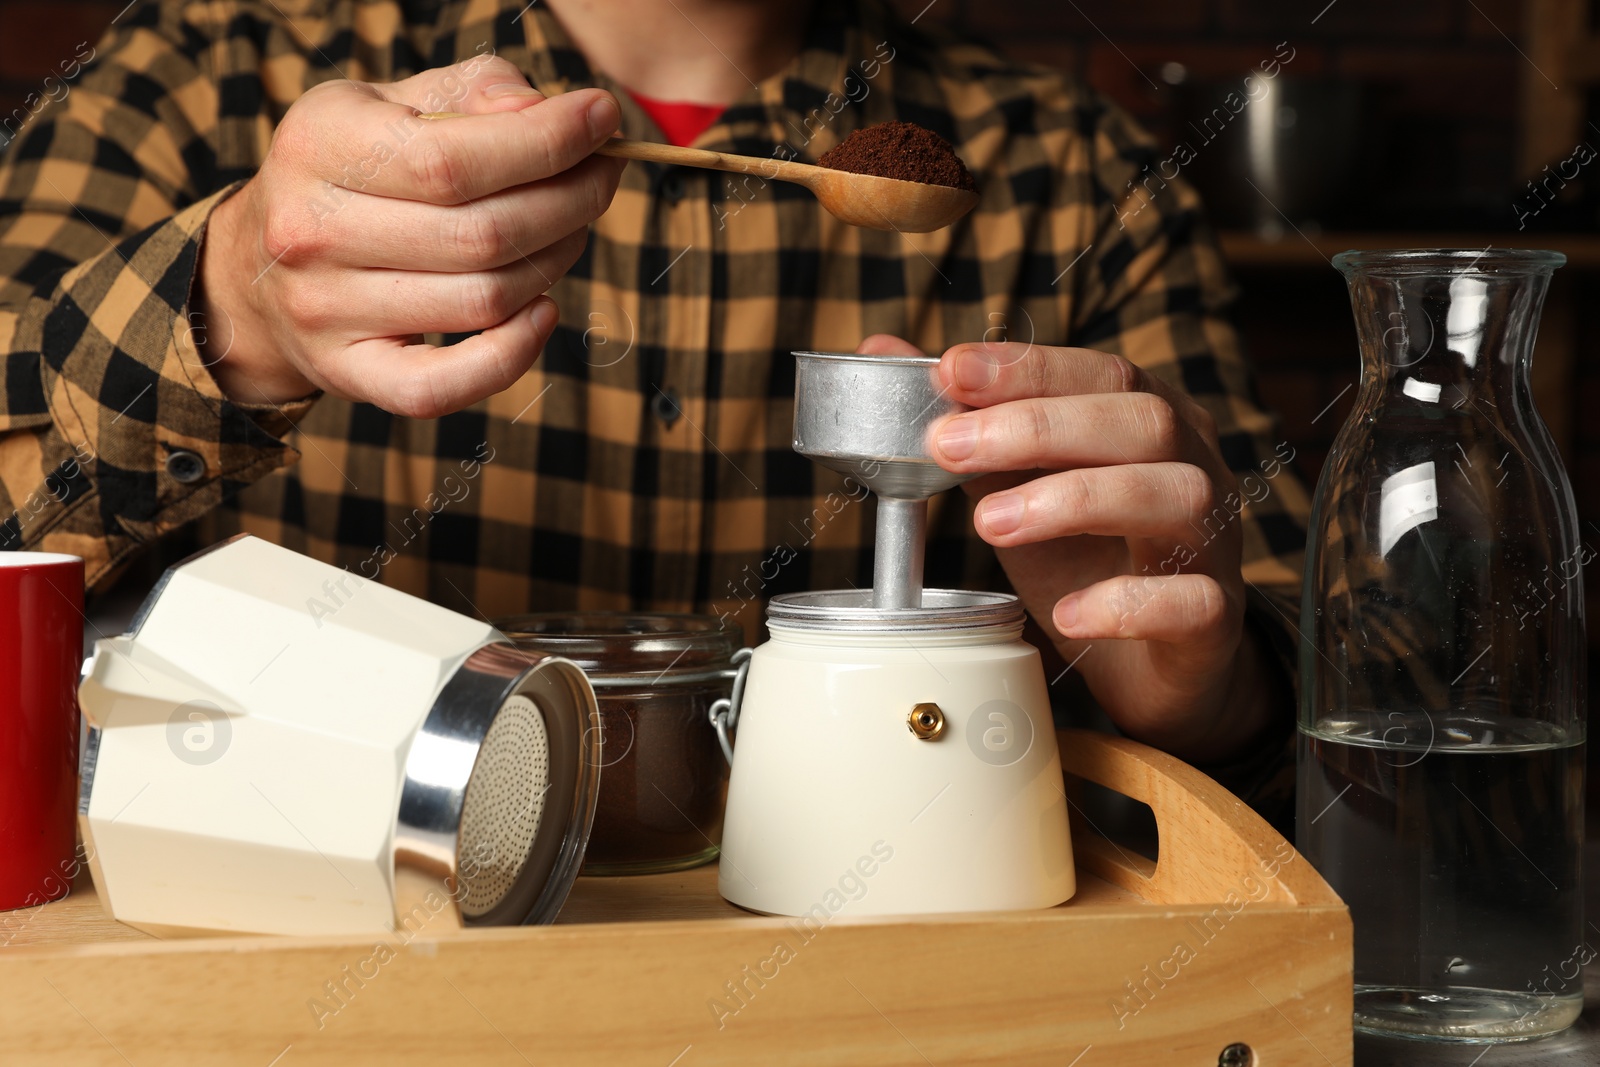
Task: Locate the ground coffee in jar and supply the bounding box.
[494,613,740,876]
[818,120,977,192]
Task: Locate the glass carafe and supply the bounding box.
[1297,249,1586,1041]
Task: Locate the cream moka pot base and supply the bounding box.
[716,352,1076,916]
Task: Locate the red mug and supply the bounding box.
[0,552,83,911]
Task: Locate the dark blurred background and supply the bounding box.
[3,0,1599,801]
[881,0,1590,494]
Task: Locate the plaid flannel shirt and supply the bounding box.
[0,0,1313,820]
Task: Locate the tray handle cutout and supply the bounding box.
[1055,728,1339,908]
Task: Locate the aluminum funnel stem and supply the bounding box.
[873,497,926,609]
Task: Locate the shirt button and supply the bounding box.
[652,388,682,428]
[165,450,206,484]
[659,170,685,204]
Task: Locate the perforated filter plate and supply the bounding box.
[456,695,550,917]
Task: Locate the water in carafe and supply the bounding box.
[1298,249,1586,1041]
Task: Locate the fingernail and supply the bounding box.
[1055,597,1080,631]
[484,82,541,100]
[954,349,997,391]
[587,94,620,139]
[980,492,1024,535]
[936,416,978,461]
[531,298,559,334]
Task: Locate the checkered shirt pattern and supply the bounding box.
[0,0,1313,819]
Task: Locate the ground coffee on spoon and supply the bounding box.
[818,121,976,192]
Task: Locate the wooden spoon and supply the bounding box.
[420,114,979,233]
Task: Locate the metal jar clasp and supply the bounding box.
[707,647,753,766]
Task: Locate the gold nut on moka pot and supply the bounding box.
[908,703,945,740]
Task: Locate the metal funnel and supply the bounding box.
[792,351,972,609]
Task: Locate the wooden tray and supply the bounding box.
[0,729,1351,1065]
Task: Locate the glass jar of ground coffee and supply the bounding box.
[494,613,741,876]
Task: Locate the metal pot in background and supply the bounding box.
[1169,74,1365,236]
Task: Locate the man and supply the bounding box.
[0,0,1310,822]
